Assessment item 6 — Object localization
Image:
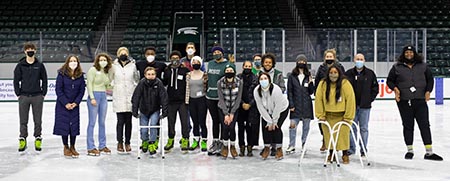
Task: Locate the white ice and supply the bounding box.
[0,100,449,181]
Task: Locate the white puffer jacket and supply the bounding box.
[111,59,139,112]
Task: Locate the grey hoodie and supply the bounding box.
[253,84,289,125]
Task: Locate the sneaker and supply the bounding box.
[405,152,414,159]
[99,147,111,154]
[342,154,350,164]
[148,142,156,155]
[270,147,276,156]
[35,136,42,151]
[239,145,245,157]
[261,146,270,160]
[275,147,283,160]
[208,140,219,155]
[230,145,238,158]
[189,139,199,151]
[117,143,124,153]
[181,138,189,151]
[141,141,149,153]
[64,145,72,157]
[164,138,174,151]
[424,153,443,161]
[18,137,27,152]
[125,144,131,152]
[87,148,100,156]
[200,139,207,152]
[70,145,79,158]
[286,146,295,154]
[221,145,229,158]
[247,145,253,157]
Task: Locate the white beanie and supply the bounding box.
[191,56,203,66]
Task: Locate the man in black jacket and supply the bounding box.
[387,45,443,161]
[163,50,190,152]
[14,42,48,152]
[344,53,378,156]
[136,46,167,80]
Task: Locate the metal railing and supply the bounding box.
[95,0,123,55]
[287,0,316,59]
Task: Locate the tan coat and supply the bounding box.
[315,79,356,150]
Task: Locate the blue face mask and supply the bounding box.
[259,79,269,88]
[355,61,364,69]
[254,61,261,67]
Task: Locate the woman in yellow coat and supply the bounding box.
[315,64,355,164]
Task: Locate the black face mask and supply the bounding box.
[119,55,128,61]
[405,58,414,64]
[192,64,201,70]
[297,63,306,69]
[26,51,35,57]
[225,72,235,78]
[325,59,334,65]
[243,69,252,75]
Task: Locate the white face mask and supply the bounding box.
[146,55,155,63]
[69,62,78,70]
[186,49,195,56]
[99,60,108,68]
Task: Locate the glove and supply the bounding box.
[132,112,139,118]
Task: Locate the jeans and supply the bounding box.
[87,92,108,150]
[349,107,371,154]
[140,111,160,142]
[289,118,311,147]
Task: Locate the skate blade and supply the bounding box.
[118,151,130,155]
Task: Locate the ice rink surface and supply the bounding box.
[0,100,449,181]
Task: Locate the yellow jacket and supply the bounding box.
[315,79,356,121]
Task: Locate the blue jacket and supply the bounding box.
[53,71,86,136]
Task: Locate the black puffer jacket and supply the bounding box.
[132,78,168,117]
[287,73,314,119]
[387,62,433,100]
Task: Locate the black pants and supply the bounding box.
[250,108,260,146]
[207,99,222,139]
[238,108,252,146]
[219,111,238,141]
[116,112,132,144]
[62,135,76,146]
[168,102,190,139]
[397,99,432,145]
[189,97,208,138]
[261,109,289,145]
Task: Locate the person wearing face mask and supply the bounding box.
[206,45,233,156]
[344,53,379,157]
[253,72,289,160]
[14,42,48,153]
[163,50,191,153]
[259,53,285,156]
[132,67,168,156]
[136,46,167,80]
[236,61,258,156]
[110,47,140,154]
[315,65,355,164]
[314,49,346,152]
[180,42,206,71]
[286,54,314,155]
[54,55,85,158]
[251,54,262,75]
[86,53,113,156]
[185,56,209,152]
[387,45,443,161]
[217,64,243,159]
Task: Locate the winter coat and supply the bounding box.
[53,71,86,136]
[111,59,139,112]
[345,66,379,108]
[287,73,314,119]
[387,62,433,101]
[13,57,48,96]
[132,78,168,117]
